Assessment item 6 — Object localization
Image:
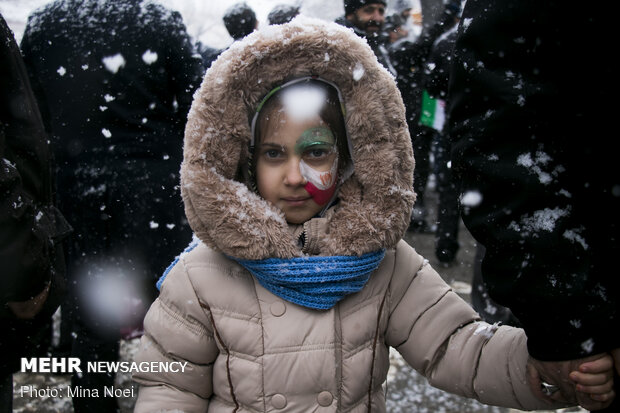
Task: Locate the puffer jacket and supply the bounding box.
[133,17,561,412]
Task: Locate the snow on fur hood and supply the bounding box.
[181,17,415,260]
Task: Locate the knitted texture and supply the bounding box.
[232,250,386,310]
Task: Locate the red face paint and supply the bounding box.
[305,179,337,205]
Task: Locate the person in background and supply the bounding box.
[0,12,71,413]
[335,0,396,75]
[132,17,614,413]
[20,1,203,411]
[198,2,258,71]
[388,0,420,41]
[383,12,408,43]
[390,0,461,233]
[267,3,301,25]
[447,0,619,410]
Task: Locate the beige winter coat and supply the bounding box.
[133,17,557,412]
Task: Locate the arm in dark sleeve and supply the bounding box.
[1,16,52,304]
[1,15,71,309]
[446,0,620,360]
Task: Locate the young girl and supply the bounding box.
[132,18,614,412]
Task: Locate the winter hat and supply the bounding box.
[223,2,257,40]
[344,0,387,16]
[267,4,301,25]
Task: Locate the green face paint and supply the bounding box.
[294,126,336,156]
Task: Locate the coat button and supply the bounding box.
[272,393,287,409]
[317,391,333,406]
[270,301,286,317]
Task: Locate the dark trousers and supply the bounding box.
[55,158,192,412]
[0,313,53,413]
[433,131,460,258]
[411,125,435,208]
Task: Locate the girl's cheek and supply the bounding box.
[300,158,338,205]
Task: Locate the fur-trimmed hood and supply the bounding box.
[181,17,414,260]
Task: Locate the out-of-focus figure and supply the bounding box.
[198,2,258,71]
[0,12,71,413]
[20,1,202,411]
[268,3,301,25]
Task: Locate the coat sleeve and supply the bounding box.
[133,259,218,412]
[0,15,70,307]
[385,242,566,411]
[446,0,620,360]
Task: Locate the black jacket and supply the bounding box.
[447,0,619,360]
[334,16,396,76]
[1,13,71,373]
[20,0,204,281]
[422,26,457,101]
[20,0,203,171]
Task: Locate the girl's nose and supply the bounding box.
[284,159,306,186]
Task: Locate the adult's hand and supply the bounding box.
[527,354,614,411]
[6,283,50,319]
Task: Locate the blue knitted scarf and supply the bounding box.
[231,250,386,310]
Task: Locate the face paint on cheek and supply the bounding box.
[300,158,338,205]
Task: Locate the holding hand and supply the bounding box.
[527,353,615,411]
[570,354,616,407]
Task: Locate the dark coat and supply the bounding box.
[196,41,223,71]
[422,26,457,100]
[0,13,71,373]
[447,0,620,360]
[21,0,203,170]
[334,15,396,76]
[20,0,204,283]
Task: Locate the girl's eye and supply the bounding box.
[261,148,285,161]
[302,144,334,161]
[308,148,329,158]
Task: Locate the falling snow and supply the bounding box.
[141,49,158,64]
[281,83,327,122]
[102,53,126,73]
[460,190,482,207]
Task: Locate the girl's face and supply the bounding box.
[256,113,339,224]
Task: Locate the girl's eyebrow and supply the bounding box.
[257,142,287,151]
[258,142,284,147]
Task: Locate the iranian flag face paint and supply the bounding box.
[295,126,339,205]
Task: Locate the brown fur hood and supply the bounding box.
[181,17,415,260]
